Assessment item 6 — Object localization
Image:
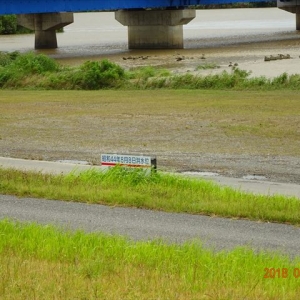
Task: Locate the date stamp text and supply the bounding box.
[264,268,300,278]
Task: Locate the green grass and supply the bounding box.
[1,52,300,90]
[0,219,299,300]
[1,167,299,225]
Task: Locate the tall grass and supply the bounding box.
[1,167,299,225]
[1,52,300,90]
[0,52,125,89]
[0,52,59,88]
[0,219,299,299]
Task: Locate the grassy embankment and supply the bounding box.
[1,167,300,225]
[0,219,300,300]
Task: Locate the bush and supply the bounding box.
[0,15,37,34]
[271,72,289,87]
[12,52,59,74]
[288,74,300,89]
[0,52,59,88]
[0,15,17,34]
[75,59,126,89]
[0,52,13,67]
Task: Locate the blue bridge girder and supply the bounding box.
[0,0,267,15]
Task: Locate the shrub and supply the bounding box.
[0,51,20,67]
[12,52,59,74]
[76,59,126,89]
[0,15,17,34]
[271,72,289,87]
[288,74,300,89]
[0,52,12,67]
[0,15,38,34]
[0,52,59,88]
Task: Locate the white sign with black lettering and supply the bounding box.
[101,154,155,169]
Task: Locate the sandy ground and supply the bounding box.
[100,38,300,79]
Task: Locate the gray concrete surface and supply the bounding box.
[183,172,300,199]
[1,194,300,256]
[0,157,299,198]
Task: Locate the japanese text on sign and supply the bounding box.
[101,154,153,168]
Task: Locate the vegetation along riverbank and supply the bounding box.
[1,51,300,90]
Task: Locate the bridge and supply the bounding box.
[1,0,299,49]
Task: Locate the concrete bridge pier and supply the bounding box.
[277,0,300,30]
[17,13,73,49]
[296,11,300,30]
[115,9,195,49]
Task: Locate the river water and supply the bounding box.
[1,8,300,76]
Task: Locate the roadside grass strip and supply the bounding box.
[0,220,299,300]
[0,167,299,225]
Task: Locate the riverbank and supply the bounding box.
[1,8,300,80]
[0,8,299,186]
[1,90,299,185]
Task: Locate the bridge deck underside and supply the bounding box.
[1,0,268,15]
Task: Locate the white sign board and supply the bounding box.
[101,154,155,169]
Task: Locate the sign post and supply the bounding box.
[101,153,156,171]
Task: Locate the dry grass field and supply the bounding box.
[0,89,299,183]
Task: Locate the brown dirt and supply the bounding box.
[0,88,299,185]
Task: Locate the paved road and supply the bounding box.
[1,194,300,257]
[1,157,300,256]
